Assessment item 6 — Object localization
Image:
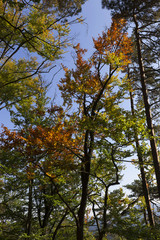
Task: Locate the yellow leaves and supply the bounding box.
[26,8,70,57]
[59,45,104,105]
[76,16,84,24]
[0,0,70,63]
[0,125,26,149]
[59,17,133,108]
[27,7,51,33]
[45,172,56,179]
[0,118,82,183]
[0,0,3,11]
[0,119,81,170]
[93,17,133,68]
[26,164,35,180]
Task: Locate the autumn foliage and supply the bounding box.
[0,119,80,178]
[93,18,132,66]
[59,18,132,108]
[1,10,159,240]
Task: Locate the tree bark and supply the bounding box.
[77,130,94,240]
[129,81,155,226]
[77,162,89,240]
[133,14,160,198]
[25,179,33,236]
[97,149,120,240]
[52,210,68,240]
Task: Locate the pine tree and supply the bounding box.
[102,0,160,198]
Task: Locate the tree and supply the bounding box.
[102,0,160,199]
[3,0,87,16]
[88,144,129,240]
[0,83,81,239]
[2,5,160,238]
[127,67,155,227]
[0,0,86,111]
[0,17,132,240]
[0,2,88,238]
[59,17,132,240]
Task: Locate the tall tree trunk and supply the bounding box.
[133,14,160,198]
[97,149,119,240]
[129,78,155,226]
[97,186,108,240]
[52,210,68,240]
[42,187,53,230]
[77,183,87,240]
[77,130,94,240]
[26,179,33,236]
[77,162,90,240]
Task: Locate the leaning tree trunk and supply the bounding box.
[133,14,160,198]
[129,77,155,226]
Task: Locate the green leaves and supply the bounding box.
[0,0,71,113]
[0,2,160,238]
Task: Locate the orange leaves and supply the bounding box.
[0,125,26,151]
[59,18,133,108]
[0,121,81,179]
[93,17,132,67]
[74,43,88,69]
[1,124,79,160]
[26,163,36,180]
[59,45,101,105]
